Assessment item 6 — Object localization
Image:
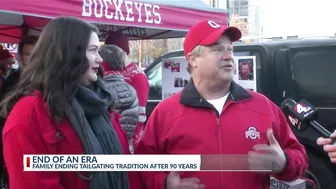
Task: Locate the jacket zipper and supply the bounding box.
[217,97,235,189]
[216,114,225,188]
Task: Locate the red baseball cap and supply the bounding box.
[183,20,242,58]
[105,31,130,55]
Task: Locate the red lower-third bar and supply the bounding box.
[26,157,30,168]
[200,154,272,172]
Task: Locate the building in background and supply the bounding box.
[203,0,264,41]
[202,0,227,9]
[227,0,249,18]
[227,0,264,40]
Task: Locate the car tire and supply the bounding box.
[305,150,336,189]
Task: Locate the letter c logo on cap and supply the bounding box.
[208,21,220,28]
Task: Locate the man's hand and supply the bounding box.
[317,130,336,163]
[166,171,205,189]
[248,128,287,174]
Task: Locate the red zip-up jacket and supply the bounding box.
[134,80,308,189]
[3,92,141,189]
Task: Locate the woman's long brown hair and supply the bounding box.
[0,16,99,122]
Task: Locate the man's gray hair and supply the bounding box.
[186,45,204,73]
[99,44,126,70]
[190,45,204,57]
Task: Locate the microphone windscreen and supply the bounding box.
[281,98,297,109]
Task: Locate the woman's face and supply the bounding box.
[81,32,103,86]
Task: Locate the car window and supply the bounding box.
[146,62,162,100]
[290,46,336,106]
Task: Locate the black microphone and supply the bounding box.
[281,98,336,145]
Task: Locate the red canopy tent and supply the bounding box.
[0,0,228,43]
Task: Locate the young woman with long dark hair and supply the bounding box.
[0,16,138,189]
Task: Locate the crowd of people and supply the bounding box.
[0,16,334,189]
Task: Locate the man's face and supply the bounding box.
[190,35,235,83]
[20,44,35,67]
[0,61,15,76]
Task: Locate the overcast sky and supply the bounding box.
[261,0,336,37]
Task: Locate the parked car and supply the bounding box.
[144,38,336,189]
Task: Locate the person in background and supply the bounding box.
[134,20,308,189]
[1,35,38,95]
[0,45,16,187]
[0,16,137,189]
[105,31,149,149]
[99,44,140,152]
[0,46,16,91]
[18,35,39,68]
[97,65,141,189]
[317,130,336,163]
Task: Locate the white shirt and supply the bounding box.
[207,93,230,114]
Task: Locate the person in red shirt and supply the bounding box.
[134,20,308,189]
[0,16,140,189]
[105,31,149,150]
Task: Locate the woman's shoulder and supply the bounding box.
[15,91,44,109]
[7,92,46,122]
[3,92,47,135]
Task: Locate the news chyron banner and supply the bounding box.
[23,154,272,172]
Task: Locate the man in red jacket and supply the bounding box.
[134,20,308,189]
